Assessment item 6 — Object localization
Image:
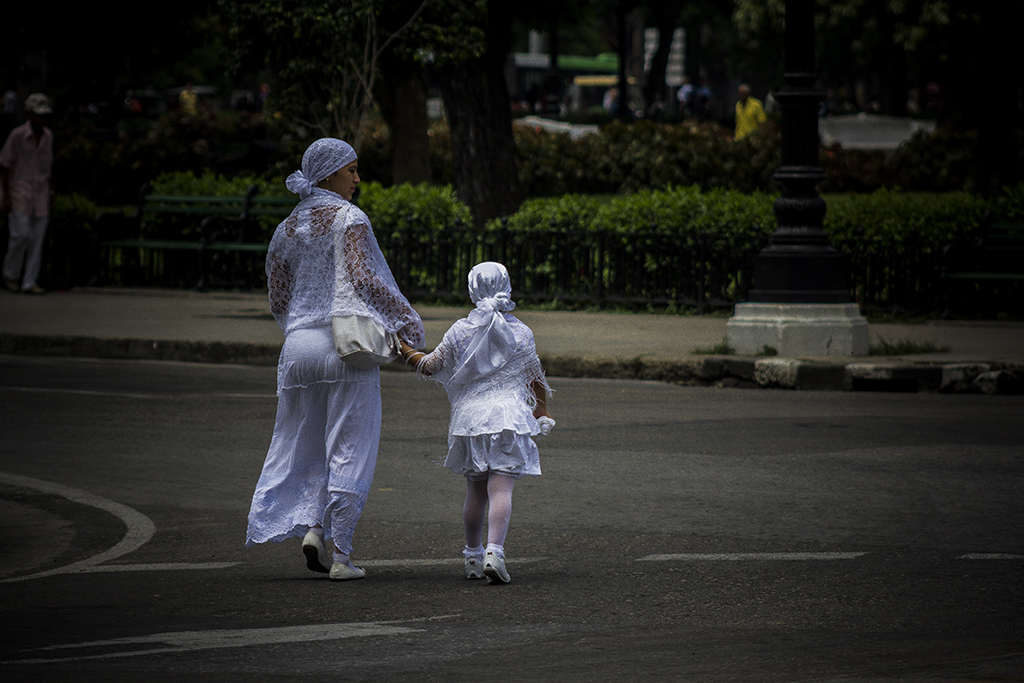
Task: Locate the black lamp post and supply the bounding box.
[746,0,849,304]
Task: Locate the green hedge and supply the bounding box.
[511,120,1023,198]
[492,187,777,237]
[515,120,780,197]
[140,169,1024,245]
[54,108,1021,205]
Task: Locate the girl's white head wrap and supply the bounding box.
[285,138,358,199]
[451,262,517,382]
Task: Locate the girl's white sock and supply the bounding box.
[485,543,504,559]
[464,545,484,560]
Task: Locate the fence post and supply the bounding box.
[403,215,414,295]
[697,232,708,313]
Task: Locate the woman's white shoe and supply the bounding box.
[301,530,331,573]
[329,563,366,581]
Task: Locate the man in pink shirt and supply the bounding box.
[2,93,54,294]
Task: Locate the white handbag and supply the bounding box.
[332,314,400,369]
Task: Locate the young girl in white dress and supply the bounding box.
[399,262,554,584]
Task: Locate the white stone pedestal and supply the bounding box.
[726,303,869,357]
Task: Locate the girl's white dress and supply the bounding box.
[246,188,423,554]
[417,313,550,479]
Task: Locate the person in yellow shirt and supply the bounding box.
[734,84,766,140]
[179,83,198,116]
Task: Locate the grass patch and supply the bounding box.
[869,336,950,356]
[692,339,736,355]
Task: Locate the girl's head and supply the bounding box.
[455,262,517,382]
[468,262,515,313]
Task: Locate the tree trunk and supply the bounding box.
[375,59,431,186]
[644,0,683,110]
[876,11,907,117]
[974,0,1020,194]
[437,33,524,226]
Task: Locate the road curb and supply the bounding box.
[541,354,1024,395]
[0,333,281,367]
[2,333,1022,394]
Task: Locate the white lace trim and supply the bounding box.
[417,314,551,436]
[267,188,424,347]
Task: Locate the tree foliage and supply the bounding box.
[1,3,223,104]
[219,0,429,148]
[732,0,988,102]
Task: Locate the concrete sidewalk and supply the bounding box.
[1,287,1021,393]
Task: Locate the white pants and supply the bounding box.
[247,327,382,556]
[3,211,48,290]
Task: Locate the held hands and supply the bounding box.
[399,339,430,374]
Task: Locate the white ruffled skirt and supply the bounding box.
[246,325,381,555]
[443,430,541,480]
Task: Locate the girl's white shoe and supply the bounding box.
[465,556,484,579]
[483,551,510,584]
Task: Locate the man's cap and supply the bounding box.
[24,93,52,115]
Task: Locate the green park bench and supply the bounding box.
[942,217,1024,317]
[94,183,295,289]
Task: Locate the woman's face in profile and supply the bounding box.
[321,161,360,201]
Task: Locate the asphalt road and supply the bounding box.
[1,354,1022,682]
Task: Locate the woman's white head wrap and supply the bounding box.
[451,262,517,382]
[285,138,358,199]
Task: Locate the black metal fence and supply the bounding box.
[72,221,1002,316]
[377,223,766,312]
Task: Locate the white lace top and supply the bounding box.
[266,188,424,347]
[417,314,550,437]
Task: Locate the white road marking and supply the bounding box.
[1,385,166,400]
[79,562,240,572]
[1,385,273,400]
[359,556,546,567]
[637,552,869,562]
[0,472,156,583]
[957,553,1024,560]
[10,617,459,665]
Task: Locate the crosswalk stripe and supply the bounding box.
[637,552,869,562]
[11,617,459,665]
[80,563,241,572]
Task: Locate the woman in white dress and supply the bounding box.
[400,262,553,584]
[246,138,424,581]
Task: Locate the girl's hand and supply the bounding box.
[537,416,556,435]
[531,379,551,420]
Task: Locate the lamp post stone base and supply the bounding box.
[726,302,869,357]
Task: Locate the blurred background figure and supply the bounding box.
[2,93,54,295]
[179,83,198,115]
[734,84,766,140]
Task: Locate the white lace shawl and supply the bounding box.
[417,314,551,437]
[266,188,424,347]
